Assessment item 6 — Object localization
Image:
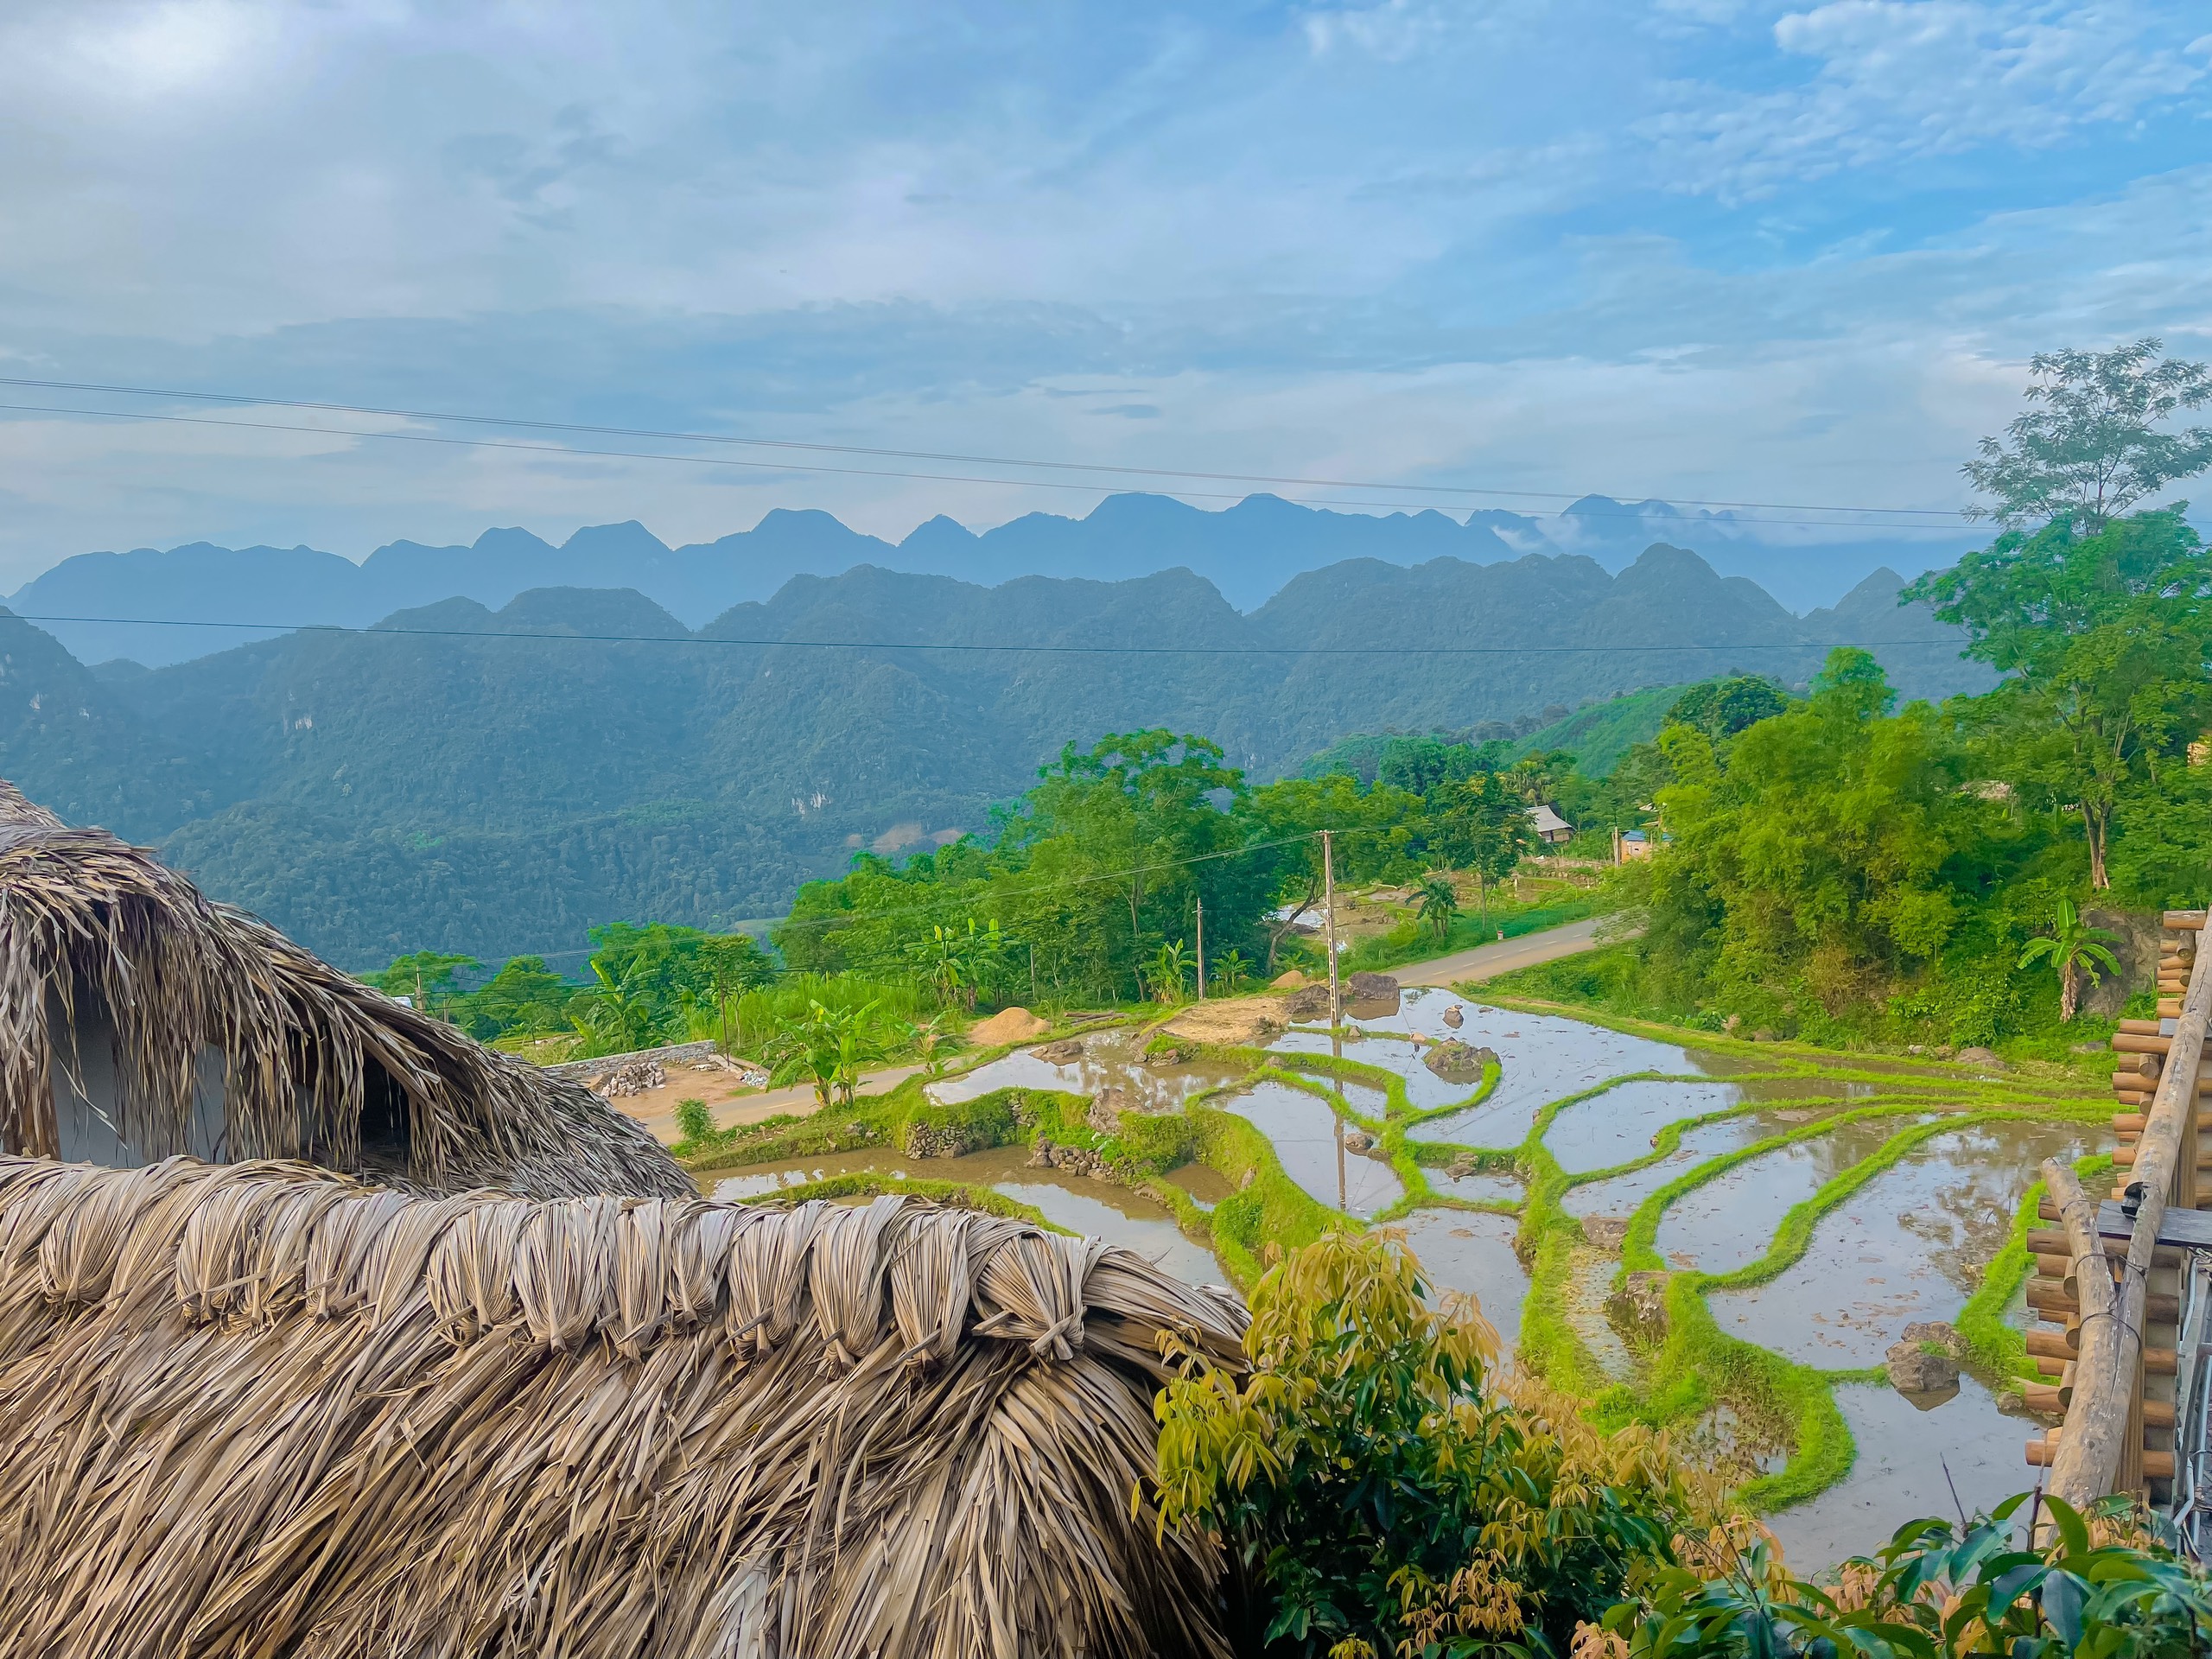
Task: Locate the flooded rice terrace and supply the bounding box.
[710,986,2101,1565]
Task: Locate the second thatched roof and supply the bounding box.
[0,1156,1247,1659]
[0,779,687,1199]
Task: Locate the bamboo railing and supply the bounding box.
[2025,909,2211,1509]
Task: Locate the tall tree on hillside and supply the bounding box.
[1962,339,2212,533]
[1643,648,1985,1013]
[1665,676,1789,741]
[1908,511,2212,888]
[1432,772,1537,924]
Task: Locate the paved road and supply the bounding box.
[1393,915,1611,988]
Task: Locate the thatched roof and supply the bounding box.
[0,780,687,1200]
[0,1157,1246,1658]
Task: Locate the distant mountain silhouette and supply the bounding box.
[0,544,1986,966]
[8,492,1977,668]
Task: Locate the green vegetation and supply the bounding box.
[1151,1230,1709,1659]
[776,728,1624,1004]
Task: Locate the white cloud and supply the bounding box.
[1648,1,2209,197]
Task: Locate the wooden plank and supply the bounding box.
[2096,1198,2212,1250]
[2164,910,2209,931]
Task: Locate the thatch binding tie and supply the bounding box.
[2,1157,1225,1372]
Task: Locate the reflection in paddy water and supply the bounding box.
[1653,1116,1946,1277]
[1707,1120,2094,1367]
[1219,1080,1403,1218]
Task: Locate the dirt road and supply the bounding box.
[1392,915,1611,988]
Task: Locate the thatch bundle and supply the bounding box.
[0,780,686,1199]
[0,1157,1247,1658]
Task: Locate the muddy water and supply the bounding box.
[1165,1161,1235,1208]
[1768,1377,2036,1569]
[1545,1080,1744,1175]
[709,1143,1223,1284]
[1428,1166,1523,1205]
[1654,1116,1946,1276]
[1707,1120,2096,1368]
[1393,1211,1529,1349]
[1220,1080,1404,1218]
[926,1028,1245,1111]
[1560,1108,1857,1220]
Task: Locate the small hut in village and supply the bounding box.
[0,779,688,1198]
[0,783,1251,1657]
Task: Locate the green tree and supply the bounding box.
[1433,772,1537,923]
[2018,898,2122,1022]
[1242,772,1427,969]
[1962,338,2212,532]
[1210,947,1250,994]
[1151,1231,1700,1658]
[1641,648,1987,1019]
[569,957,666,1056]
[1414,872,1459,942]
[698,932,777,1052]
[448,954,573,1039]
[1665,675,1789,741]
[1376,734,1480,796]
[1908,511,2212,888]
[902,917,1007,1010]
[365,950,480,1016]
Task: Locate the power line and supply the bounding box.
[0,386,1980,530]
[5,609,1959,657]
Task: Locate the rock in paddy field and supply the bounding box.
[1884,1339,1960,1395]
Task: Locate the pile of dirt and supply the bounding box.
[1160,995,1290,1047]
[970,1006,1052,1045]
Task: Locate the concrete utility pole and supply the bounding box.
[1322,830,1339,1029]
[1194,895,1205,1001]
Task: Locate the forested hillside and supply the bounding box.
[0,543,1979,965]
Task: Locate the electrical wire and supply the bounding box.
[5,610,1956,656]
[0,385,1979,529]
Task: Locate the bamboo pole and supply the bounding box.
[2040,1158,2130,1507]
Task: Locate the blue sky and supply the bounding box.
[0,0,2207,588]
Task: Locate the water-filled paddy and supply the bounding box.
[1546,1080,1742,1174]
[1767,1377,2033,1569]
[1220,1079,1404,1217]
[710,1143,1220,1284]
[1652,1115,1949,1276]
[1393,1210,1529,1348]
[926,1027,1246,1111]
[1707,1120,2093,1367]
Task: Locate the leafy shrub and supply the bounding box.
[672,1097,714,1145]
[1604,1494,2212,1658]
[1151,1231,1710,1657]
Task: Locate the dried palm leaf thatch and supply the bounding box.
[0,779,686,1199]
[0,1157,1248,1659]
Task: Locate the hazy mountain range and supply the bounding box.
[9,491,1977,669]
[0,541,1986,967]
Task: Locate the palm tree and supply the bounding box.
[1414,873,1459,943]
[2018,899,2122,1022]
[569,959,661,1056]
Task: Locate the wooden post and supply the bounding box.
[2042,1158,2128,1511]
[1322,830,1340,1030]
[1195,896,1205,1002]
